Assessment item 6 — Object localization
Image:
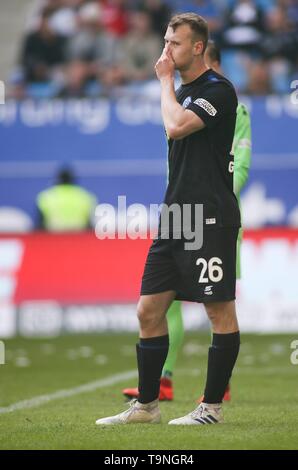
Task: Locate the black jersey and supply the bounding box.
[163,68,241,231]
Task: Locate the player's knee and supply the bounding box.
[205,301,238,332]
[137,301,158,329]
[205,303,228,328]
[205,303,220,323]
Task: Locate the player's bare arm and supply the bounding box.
[155,49,205,140]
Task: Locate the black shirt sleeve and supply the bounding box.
[186,82,238,129]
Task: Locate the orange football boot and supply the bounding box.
[197,384,231,403]
[122,377,173,401]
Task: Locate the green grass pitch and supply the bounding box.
[0,332,297,450]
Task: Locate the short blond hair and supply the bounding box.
[169,13,209,53]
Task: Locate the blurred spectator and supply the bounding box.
[118,10,162,82]
[221,0,265,51]
[26,0,83,35]
[99,0,130,37]
[142,0,172,38]
[21,8,66,83]
[263,2,298,62]
[60,60,89,97]
[280,0,298,27]
[62,2,122,95]
[176,0,222,34]
[36,167,97,232]
[66,2,119,63]
[261,1,298,91]
[245,59,273,94]
[47,0,80,37]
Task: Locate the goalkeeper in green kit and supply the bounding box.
[123,40,252,402]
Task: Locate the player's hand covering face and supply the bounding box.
[155,48,175,81]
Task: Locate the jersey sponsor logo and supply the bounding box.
[204,285,213,296]
[193,98,217,116]
[238,138,252,149]
[182,96,192,108]
[205,218,216,225]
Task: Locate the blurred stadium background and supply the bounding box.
[0,0,298,450]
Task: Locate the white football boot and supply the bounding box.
[168,402,223,425]
[96,398,161,425]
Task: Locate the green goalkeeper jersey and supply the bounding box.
[233,102,252,278]
[233,103,252,201]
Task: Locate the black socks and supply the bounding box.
[204,331,240,404]
[137,335,169,404]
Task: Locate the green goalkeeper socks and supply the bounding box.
[162,301,184,377]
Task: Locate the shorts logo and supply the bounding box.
[204,285,213,296]
[182,96,192,108]
[206,218,216,225]
[193,98,217,116]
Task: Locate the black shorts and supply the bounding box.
[141,228,239,303]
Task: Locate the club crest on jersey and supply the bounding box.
[193,98,217,116]
[182,96,192,108]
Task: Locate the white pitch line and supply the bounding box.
[0,370,137,415]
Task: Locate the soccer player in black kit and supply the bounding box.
[96,13,241,426]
